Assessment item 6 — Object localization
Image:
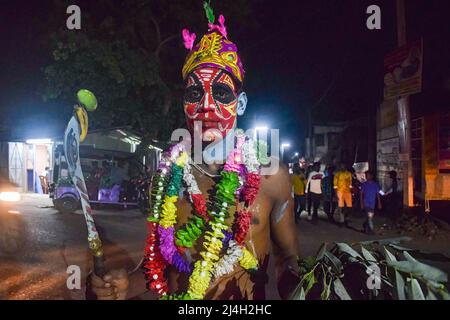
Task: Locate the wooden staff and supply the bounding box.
[63,89,106,278]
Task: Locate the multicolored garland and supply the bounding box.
[143,132,261,299]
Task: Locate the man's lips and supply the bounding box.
[202,121,219,128]
[186,111,235,134]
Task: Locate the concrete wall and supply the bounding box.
[377,100,404,192]
[423,115,450,200]
[312,125,344,162]
[8,142,26,191]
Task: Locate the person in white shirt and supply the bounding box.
[305,162,324,223]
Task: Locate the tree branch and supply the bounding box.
[150,16,161,47]
[154,34,178,59]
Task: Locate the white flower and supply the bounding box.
[212,241,244,279]
[183,159,201,196]
[241,138,260,173]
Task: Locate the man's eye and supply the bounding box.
[212,85,234,103]
[216,89,227,98]
[185,87,203,102]
[191,90,201,99]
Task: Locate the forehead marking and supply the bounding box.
[217,73,235,91]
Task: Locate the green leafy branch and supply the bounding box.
[291,239,450,300]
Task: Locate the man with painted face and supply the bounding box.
[183,68,247,140]
[90,13,300,300]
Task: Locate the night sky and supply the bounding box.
[1,0,449,155]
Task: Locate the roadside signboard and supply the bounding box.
[384,39,423,100]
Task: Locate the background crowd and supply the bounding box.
[291,162,401,234]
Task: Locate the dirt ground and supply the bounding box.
[1,194,449,300]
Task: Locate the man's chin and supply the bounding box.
[188,122,235,143]
[201,130,224,142]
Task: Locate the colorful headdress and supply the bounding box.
[181,3,245,85]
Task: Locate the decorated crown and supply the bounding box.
[181,3,245,85]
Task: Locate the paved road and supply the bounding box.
[0,194,146,300]
[1,194,449,300]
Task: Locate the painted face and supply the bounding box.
[183,67,238,141]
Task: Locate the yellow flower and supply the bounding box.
[160,195,178,228]
[187,260,213,299]
[200,251,220,262]
[205,243,222,255]
[210,221,228,232]
[239,248,259,270]
[176,152,189,167]
[186,221,226,299]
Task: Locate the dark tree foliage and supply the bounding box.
[43,0,254,141]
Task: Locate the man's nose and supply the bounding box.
[199,92,215,113]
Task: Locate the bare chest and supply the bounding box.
[167,170,276,297]
[173,171,273,258]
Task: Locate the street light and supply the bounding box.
[26,138,53,144]
[253,125,268,140]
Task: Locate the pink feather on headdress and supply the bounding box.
[208,14,227,39]
[182,28,196,51]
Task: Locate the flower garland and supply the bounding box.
[175,161,209,248]
[143,151,173,295]
[212,240,242,278]
[157,153,192,273]
[186,169,240,299]
[214,137,261,279]
[144,132,262,299]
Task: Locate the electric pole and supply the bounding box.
[396,0,414,208]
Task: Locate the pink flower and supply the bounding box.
[208,14,228,38]
[182,28,196,50]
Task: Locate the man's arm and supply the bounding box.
[347,172,353,189]
[125,269,148,299]
[377,193,382,210]
[360,189,364,209]
[321,176,326,194]
[268,165,301,299]
[290,175,295,195]
[305,172,311,194]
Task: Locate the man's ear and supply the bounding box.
[237,92,248,116]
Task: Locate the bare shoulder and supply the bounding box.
[260,157,292,201]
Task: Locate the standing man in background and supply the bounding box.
[384,170,400,224]
[322,165,336,223]
[291,163,306,223]
[360,171,382,234]
[305,162,324,224]
[305,163,313,221]
[334,163,353,227]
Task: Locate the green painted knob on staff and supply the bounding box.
[77,89,98,111]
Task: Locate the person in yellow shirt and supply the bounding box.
[333,163,353,227]
[291,163,306,223]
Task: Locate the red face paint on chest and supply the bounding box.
[183,68,238,141]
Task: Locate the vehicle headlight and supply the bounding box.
[0,192,21,202]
